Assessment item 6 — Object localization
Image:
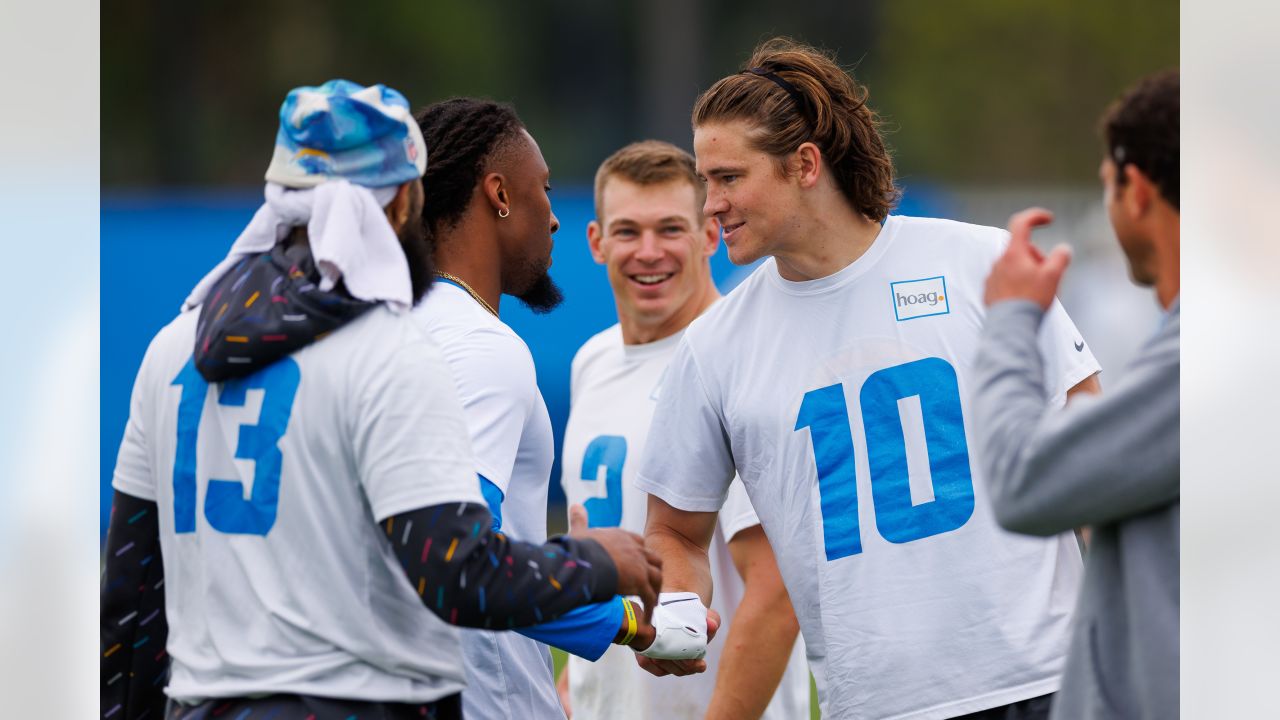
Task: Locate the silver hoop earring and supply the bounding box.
[498,207,510,218]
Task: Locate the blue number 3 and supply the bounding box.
[580,436,626,528]
[795,357,975,561]
[171,357,301,536]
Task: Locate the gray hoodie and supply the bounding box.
[972,298,1179,720]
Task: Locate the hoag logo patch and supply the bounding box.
[890,276,950,321]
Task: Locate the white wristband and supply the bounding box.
[637,591,708,660]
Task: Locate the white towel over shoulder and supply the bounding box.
[184,180,411,312]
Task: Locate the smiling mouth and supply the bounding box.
[630,273,674,286]
[721,221,745,237]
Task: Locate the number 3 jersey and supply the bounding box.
[111,306,483,704]
[635,216,1101,720]
[560,325,811,720]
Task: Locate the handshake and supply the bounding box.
[568,505,721,676]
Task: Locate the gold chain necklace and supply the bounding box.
[434,271,499,318]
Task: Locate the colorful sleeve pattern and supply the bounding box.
[384,502,618,628]
[101,490,170,720]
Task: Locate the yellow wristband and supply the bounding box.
[619,597,637,646]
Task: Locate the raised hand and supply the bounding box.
[568,504,663,620]
[984,208,1072,310]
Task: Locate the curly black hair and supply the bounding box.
[1101,70,1179,210]
[414,98,526,246]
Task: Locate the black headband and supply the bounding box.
[742,67,811,123]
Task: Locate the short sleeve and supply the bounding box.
[354,337,481,521]
[716,477,761,543]
[444,328,536,496]
[112,341,160,501]
[634,337,735,512]
[982,227,1100,405]
[1038,297,1103,404]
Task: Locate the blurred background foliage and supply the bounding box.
[102,0,1177,189]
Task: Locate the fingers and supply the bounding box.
[986,207,1066,309]
[636,655,669,677]
[652,658,706,676]
[705,607,721,642]
[1043,243,1073,284]
[568,504,588,534]
[629,605,655,651]
[644,546,663,571]
[638,655,700,676]
[1025,241,1045,263]
[1006,207,1055,247]
[595,528,661,616]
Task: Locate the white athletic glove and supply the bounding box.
[636,591,708,660]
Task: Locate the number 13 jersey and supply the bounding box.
[112,306,483,705]
[635,216,1100,720]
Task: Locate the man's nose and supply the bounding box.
[635,231,663,262]
[703,191,728,218]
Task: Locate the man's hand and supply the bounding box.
[634,607,721,677]
[705,524,800,719]
[568,504,663,620]
[984,208,1071,309]
[615,599,657,650]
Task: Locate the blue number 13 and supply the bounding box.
[795,357,975,561]
[171,357,300,536]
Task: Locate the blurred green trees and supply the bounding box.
[874,0,1178,183]
[102,0,1176,187]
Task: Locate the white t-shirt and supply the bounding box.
[112,306,483,704]
[560,325,810,720]
[412,282,562,720]
[636,216,1100,720]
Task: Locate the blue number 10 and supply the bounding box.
[171,357,300,536]
[795,357,975,561]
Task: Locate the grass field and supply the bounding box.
[550,648,823,719]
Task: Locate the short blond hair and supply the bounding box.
[593,140,706,222]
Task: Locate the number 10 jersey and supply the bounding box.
[636,216,1100,720]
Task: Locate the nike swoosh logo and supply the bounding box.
[1074,341,1085,352]
[660,597,698,606]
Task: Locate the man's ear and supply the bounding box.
[701,217,720,258]
[586,220,606,264]
[1122,164,1154,220]
[386,181,413,232]
[794,142,822,189]
[482,172,510,216]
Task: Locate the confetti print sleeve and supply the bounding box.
[383,502,619,629]
[101,490,169,720]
